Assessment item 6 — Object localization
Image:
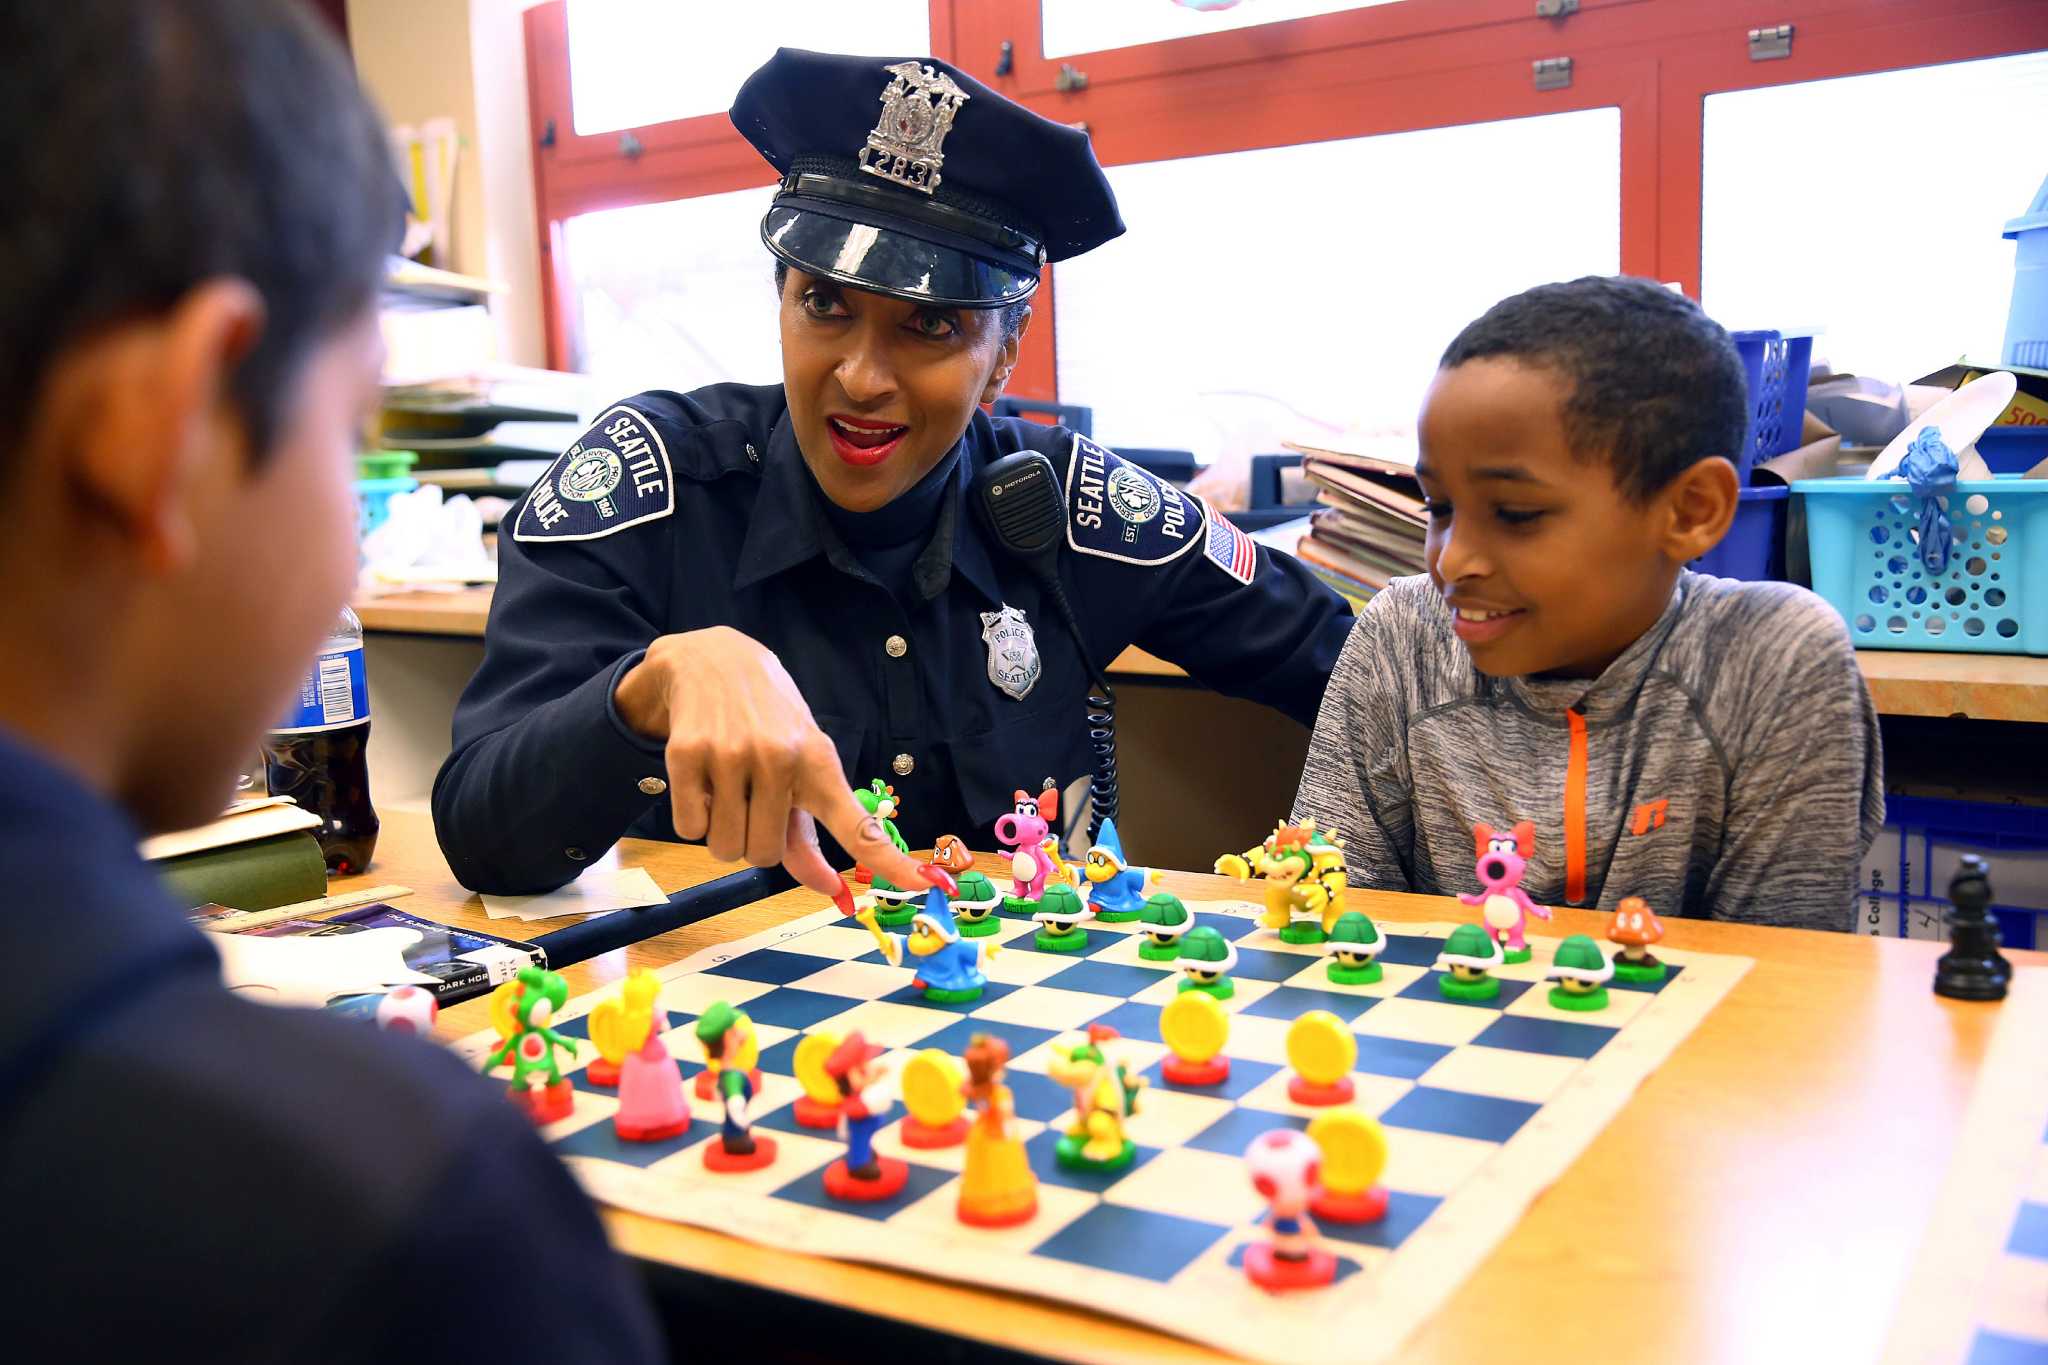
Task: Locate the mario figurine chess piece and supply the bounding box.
[1032,882,1093,952]
[1323,911,1384,985]
[1435,923,1506,1002]
[1081,817,1155,922]
[1606,896,1668,983]
[1546,935,1615,1012]
[695,1001,777,1170]
[821,1032,908,1201]
[587,969,689,1142]
[856,865,999,1002]
[484,966,579,1125]
[1175,924,1239,999]
[1137,892,1194,960]
[690,1004,763,1103]
[1459,820,1552,963]
[1243,1129,1339,1291]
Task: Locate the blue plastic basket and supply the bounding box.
[1690,484,1788,580]
[1859,795,2048,950]
[355,475,416,540]
[1797,474,2048,654]
[1730,329,1815,481]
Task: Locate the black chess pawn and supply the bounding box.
[1933,854,2010,1001]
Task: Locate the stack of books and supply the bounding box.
[1284,432,1427,593]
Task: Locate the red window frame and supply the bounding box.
[524,0,2048,401]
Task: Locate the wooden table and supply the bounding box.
[336,809,2044,1364]
[355,586,2048,722]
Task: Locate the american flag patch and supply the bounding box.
[1200,499,1257,585]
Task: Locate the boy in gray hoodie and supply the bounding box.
[1294,277,1882,929]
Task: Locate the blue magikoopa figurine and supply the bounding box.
[1081,817,1156,923]
[854,868,998,1004]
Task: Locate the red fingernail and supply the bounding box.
[831,877,856,917]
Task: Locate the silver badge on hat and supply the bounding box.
[859,61,969,196]
[979,605,1040,701]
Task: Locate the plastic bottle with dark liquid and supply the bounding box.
[264,605,380,875]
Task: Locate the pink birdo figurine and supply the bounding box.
[1243,1129,1337,1292]
[1459,820,1551,964]
[993,781,1059,904]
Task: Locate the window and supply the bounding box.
[1055,109,1620,460]
[1702,50,2048,383]
[1042,0,1407,60]
[561,185,783,396]
[564,0,930,135]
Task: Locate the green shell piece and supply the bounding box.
[1141,893,1190,927]
[1442,923,1493,958]
[1178,924,1230,965]
[1552,933,1607,973]
[954,871,997,903]
[1328,911,1379,946]
[1038,883,1084,919]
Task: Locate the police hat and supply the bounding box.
[730,48,1123,308]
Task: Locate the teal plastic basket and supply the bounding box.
[1796,475,2047,654]
[354,474,416,540]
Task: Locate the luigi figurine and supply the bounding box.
[1545,934,1615,1012]
[1137,893,1194,961]
[695,1002,778,1171]
[1175,924,1239,999]
[1323,911,1384,985]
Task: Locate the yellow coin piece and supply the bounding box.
[1307,1108,1387,1196]
[1160,989,1230,1065]
[731,1010,760,1072]
[487,978,522,1042]
[587,997,629,1065]
[901,1048,967,1128]
[1286,1010,1356,1087]
[793,1031,843,1106]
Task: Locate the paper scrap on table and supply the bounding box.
[479,865,667,922]
[213,926,439,1008]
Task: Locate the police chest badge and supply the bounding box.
[513,405,676,544]
[979,605,1040,701]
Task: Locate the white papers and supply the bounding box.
[213,927,439,1008]
[478,865,667,923]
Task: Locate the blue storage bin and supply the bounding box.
[1730,329,1815,481]
[1690,484,1788,580]
[2001,170,2048,369]
[1858,795,2048,950]
[355,474,416,540]
[1797,474,2048,654]
[1976,424,2048,474]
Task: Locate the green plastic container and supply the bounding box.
[356,449,418,481]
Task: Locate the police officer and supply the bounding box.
[433,48,1354,897]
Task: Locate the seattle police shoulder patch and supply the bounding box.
[511,405,676,544]
[1063,434,1204,568]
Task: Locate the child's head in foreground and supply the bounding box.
[0,0,402,833]
[1419,275,1750,680]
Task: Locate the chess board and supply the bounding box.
[455,887,1751,1365]
[1884,970,2048,1365]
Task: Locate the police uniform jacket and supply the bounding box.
[432,383,1355,895]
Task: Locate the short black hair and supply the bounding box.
[0,0,404,462]
[773,260,1032,346]
[1438,276,1749,501]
